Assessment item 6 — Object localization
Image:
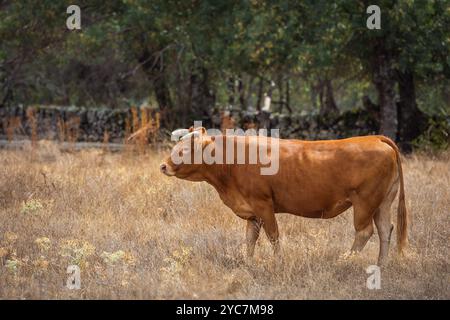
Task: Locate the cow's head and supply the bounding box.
[160,126,214,181]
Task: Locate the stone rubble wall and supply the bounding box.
[0,105,379,143]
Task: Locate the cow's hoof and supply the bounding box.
[243,255,255,265]
[339,250,358,261]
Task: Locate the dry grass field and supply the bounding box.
[0,141,448,299]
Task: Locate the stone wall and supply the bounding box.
[0,105,141,143]
[224,109,379,140]
[0,105,379,143]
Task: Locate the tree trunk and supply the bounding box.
[227,77,235,108]
[325,79,338,112]
[238,76,245,110]
[285,78,292,114]
[320,78,338,116]
[372,41,397,140]
[256,77,264,112]
[137,47,173,112]
[175,60,189,127]
[189,66,215,125]
[277,74,284,113]
[318,80,325,112]
[245,76,254,111]
[397,70,428,152]
[310,82,318,110]
[153,74,172,110]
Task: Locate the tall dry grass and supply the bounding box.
[0,142,448,299]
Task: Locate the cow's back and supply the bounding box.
[266,136,397,216]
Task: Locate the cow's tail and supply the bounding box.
[379,136,408,254]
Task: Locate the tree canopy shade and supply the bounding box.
[0,0,448,149]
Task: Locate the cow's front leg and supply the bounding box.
[261,212,280,256]
[246,217,262,257]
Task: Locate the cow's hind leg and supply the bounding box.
[374,180,398,265]
[351,220,374,253]
[246,217,262,257]
[350,193,376,254]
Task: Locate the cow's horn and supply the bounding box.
[171,129,190,139]
[180,131,200,141]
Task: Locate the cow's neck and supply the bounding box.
[201,164,230,194]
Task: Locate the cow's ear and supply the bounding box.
[193,134,204,152]
[188,126,194,132]
[198,127,207,135]
[198,135,214,152]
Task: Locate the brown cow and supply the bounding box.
[160,127,408,265]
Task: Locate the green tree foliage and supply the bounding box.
[0,0,448,147]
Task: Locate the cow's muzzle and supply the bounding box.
[160,163,174,176]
